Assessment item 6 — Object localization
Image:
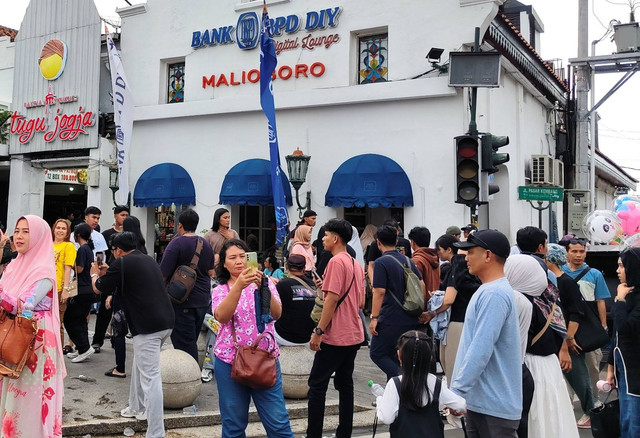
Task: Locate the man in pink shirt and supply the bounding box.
[307,219,365,438]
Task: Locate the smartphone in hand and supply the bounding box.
[96,253,104,266]
[246,252,258,273]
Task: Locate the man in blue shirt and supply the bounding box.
[561,237,610,428]
[452,230,522,437]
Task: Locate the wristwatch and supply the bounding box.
[615,296,626,303]
[90,273,98,279]
[314,327,325,335]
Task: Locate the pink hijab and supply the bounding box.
[1,215,57,297]
[0,216,64,376]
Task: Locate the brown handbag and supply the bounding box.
[230,317,277,390]
[0,300,38,379]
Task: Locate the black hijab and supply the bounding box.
[621,248,640,288]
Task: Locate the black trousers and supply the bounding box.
[517,363,535,438]
[307,343,360,438]
[92,291,113,347]
[170,306,208,362]
[63,294,94,354]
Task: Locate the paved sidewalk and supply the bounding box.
[63,315,385,436]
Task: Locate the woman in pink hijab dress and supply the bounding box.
[0,215,66,437]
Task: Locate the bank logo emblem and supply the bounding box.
[236,12,260,50]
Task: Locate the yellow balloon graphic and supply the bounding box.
[39,40,67,80]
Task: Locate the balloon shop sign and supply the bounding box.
[191,6,342,52]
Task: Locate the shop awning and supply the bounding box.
[325,154,413,208]
[219,159,293,206]
[133,163,196,207]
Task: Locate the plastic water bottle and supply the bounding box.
[368,379,385,397]
[182,405,197,415]
[22,297,34,319]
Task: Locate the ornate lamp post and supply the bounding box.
[285,148,311,219]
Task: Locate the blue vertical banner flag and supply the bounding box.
[260,3,289,247]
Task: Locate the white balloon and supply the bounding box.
[589,215,619,243]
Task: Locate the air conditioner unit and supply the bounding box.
[531,155,554,185]
[553,159,564,188]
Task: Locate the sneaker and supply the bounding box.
[71,347,95,363]
[120,406,147,421]
[66,351,79,359]
[577,414,591,429]
[201,369,213,383]
[91,343,101,353]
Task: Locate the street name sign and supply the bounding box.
[518,186,564,202]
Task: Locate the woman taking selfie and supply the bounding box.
[211,239,293,437]
[0,215,65,437]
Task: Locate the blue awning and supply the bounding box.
[219,159,293,206]
[325,154,413,208]
[133,163,196,207]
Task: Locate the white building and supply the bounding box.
[113,0,567,253]
[5,0,634,255]
[0,25,17,226]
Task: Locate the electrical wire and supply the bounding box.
[593,0,613,30]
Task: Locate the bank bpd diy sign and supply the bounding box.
[194,7,341,89]
[10,40,95,144]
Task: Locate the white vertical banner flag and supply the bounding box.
[105,28,134,206]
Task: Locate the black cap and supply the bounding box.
[461,224,477,231]
[454,229,511,259]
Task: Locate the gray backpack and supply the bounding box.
[382,255,424,317]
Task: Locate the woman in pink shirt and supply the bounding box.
[290,225,315,272]
[211,239,293,437]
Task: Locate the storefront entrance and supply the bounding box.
[43,171,87,226]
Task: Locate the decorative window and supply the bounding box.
[168,62,185,103]
[358,33,388,84]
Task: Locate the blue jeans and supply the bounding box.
[616,350,640,438]
[214,357,293,438]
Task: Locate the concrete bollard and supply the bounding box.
[278,345,315,399]
[160,348,202,409]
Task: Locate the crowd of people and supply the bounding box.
[0,207,638,438]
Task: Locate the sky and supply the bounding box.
[2,0,639,182]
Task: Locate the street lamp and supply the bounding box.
[108,167,119,207]
[285,148,311,219]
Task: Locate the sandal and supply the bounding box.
[63,346,73,355]
[105,367,126,378]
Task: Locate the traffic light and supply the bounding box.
[481,133,510,174]
[454,134,480,205]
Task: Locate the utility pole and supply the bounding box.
[575,0,591,192]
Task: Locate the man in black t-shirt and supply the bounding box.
[92,205,130,352]
[274,254,316,344]
[160,209,215,362]
[92,232,174,436]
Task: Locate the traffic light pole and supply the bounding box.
[468,27,480,136]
